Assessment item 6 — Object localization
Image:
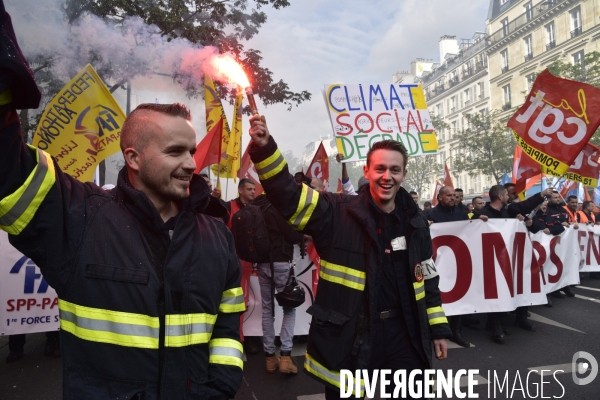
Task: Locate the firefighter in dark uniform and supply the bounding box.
[0,6,244,397]
[248,115,451,399]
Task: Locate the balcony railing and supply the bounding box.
[488,0,566,46]
[448,77,460,87]
[502,103,512,111]
[524,53,533,62]
[546,40,556,51]
[501,65,509,74]
[571,26,583,38]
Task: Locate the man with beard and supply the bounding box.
[453,188,469,211]
[478,185,552,343]
[578,200,596,224]
[248,116,451,399]
[0,5,243,395]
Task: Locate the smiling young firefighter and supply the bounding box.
[248,115,452,399]
[0,4,243,399]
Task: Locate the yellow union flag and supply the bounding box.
[206,75,233,177]
[32,64,125,182]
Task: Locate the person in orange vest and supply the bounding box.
[577,201,596,224]
[563,195,580,225]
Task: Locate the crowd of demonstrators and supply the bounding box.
[0,7,244,397]
[248,115,451,399]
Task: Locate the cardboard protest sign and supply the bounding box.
[323,83,439,162]
[32,64,125,182]
[507,69,600,176]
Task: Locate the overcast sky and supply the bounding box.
[243,0,490,158]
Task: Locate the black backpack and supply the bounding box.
[231,204,271,263]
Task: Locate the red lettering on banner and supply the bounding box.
[482,233,513,299]
[548,236,563,284]
[432,235,472,304]
[578,230,588,259]
[586,231,600,265]
[531,241,547,293]
[513,232,526,295]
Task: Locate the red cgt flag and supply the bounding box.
[541,142,600,188]
[431,181,443,207]
[238,146,264,194]
[306,142,329,191]
[507,69,600,177]
[194,120,222,173]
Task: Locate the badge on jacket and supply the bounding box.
[414,263,424,282]
[391,236,407,251]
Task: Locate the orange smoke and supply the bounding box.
[204,54,250,88]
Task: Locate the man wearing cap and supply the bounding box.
[248,116,451,399]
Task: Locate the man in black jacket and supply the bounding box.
[253,194,304,375]
[0,6,243,397]
[248,115,451,399]
[479,185,552,344]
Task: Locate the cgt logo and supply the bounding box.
[9,255,49,293]
[572,351,598,386]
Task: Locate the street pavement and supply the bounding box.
[2,276,599,399]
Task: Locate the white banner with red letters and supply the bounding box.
[530,228,581,293]
[431,220,548,316]
[574,224,600,272]
[0,231,60,336]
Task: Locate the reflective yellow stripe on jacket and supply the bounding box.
[0,146,55,235]
[427,306,448,326]
[304,353,364,397]
[413,280,425,301]
[219,287,245,313]
[59,299,160,349]
[288,183,319,231]
[255,148,287,180]
[209,338,244,369]
[165,313,217,347]
[320,260,366,291]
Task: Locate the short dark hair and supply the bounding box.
[409,191,418,196]
[199,173,209,180]
[583,200,593,209]
[567,195,578,202]
[120,103,191,152]
[503,182,516,189]
[472,196,482,203]
[424,201,432,207]
[454,188,463,193]
[366,140,408,167]
[239,178,255,189]
[489,185,507,202]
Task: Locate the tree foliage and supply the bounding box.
[404,154,440,201]
[452,111,515,184]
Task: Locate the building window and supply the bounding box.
[502,18,509,37]
[525,1,533,22]
[546,22,556,50]
[501,49,509,73]
[436,103,443,118]
[464,89,471,106]
[573,50,584,65]
[502,85,511,109]
[450,96,456,113]
[526,73,536,92]
[500,0,509,4]
[571,7,582,37]
[451,121,457,138]
[524,35,533,61]
[478,82,485,99]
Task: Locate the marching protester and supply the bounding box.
[226,178,263,354]
[252,194,305,374]
[200,172,230,224]
[310,177,326,193]
[563,195,580,226]
[423,201,432,215]
[578,200,596,224]
[478,185,553,343]
[409,191,419,204]
[6,332,60,362]
[453,188,468,211]
[427,186,472,348]
[248,115,451,399]
[0,9,244,397]
[504,182,519,202]
[468,196,485,219]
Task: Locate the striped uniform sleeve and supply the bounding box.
[0,105,90,294]
[419,225,452,340]
[207,231,244,398]
[248,137,334,245]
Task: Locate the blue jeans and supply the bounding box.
[257,261,296,353]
